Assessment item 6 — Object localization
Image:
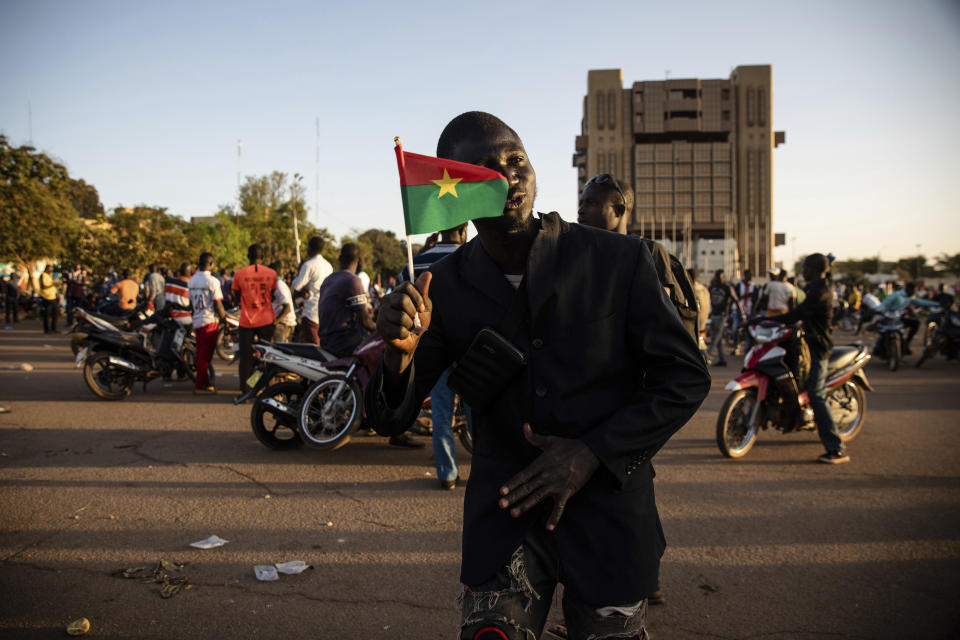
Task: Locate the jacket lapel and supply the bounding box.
[525,212,568,324]
[457,237,516,311]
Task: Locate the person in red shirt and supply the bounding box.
[232,244,277,393]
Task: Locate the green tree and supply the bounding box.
[351,228,408,281]
[236,172,321,268]
[935,252,960,277]
[0,135,82,271]
[186,207,252,272]
[85,206,190,277]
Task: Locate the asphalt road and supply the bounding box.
[1,320,959,639]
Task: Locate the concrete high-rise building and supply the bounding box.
[573,66,785,276]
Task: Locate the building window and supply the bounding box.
[746,88,756,126]
[609,153,617,177]
[608,90,617,129]
[721,88,730,100]
[598,152,605,173]
[597,92,605,130]
[722,110,730,121]
[758,88,767,127]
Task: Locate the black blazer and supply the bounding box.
[367,212,710,605]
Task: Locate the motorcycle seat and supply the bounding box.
[271,342,337,362]
[827,345,863,371]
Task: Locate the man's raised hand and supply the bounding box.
[376,271,432,374]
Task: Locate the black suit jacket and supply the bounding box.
[366,212,710,605]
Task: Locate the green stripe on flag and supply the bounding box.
[401,180,507,235]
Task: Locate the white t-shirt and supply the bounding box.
[273,279,297,327]
[292,254,333,323]
[188,270,224,328]
[765,280,795,312]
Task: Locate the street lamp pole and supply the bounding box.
[292,173,303,264]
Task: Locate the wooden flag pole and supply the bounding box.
[396,136,421,330]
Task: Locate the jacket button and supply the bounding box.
[535,385,547,398]
[532,338,544,349]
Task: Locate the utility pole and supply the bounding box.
[315,117,320,226]
[236,139,243,223]
[292,173,303,263]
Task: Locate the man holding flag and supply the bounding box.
[369,112,709,639]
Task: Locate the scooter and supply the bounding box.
[716,320,873,458]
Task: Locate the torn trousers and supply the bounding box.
[458,525,647,640]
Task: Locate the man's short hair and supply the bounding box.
[198,252,214,269]
[804,253,828,275]
[148,263,157,273]
[586,174,634,213]
[178,262,191,277]
[339,243,361,268]
[436,111,518,159]
[247,244,264,263]
[268,261,282,273]
[307,236,325,256]
[440,222,468,242]
[121,268,130,279]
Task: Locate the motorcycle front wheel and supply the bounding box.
[216,328,238,363]
[887,334,901,372]
[716,389,759,458]
[828,380,866,442]
[250,381,305,449]
[181,342,215,384]
[915,335,941,369]
[297,375,362,450]
[83,352,133,400]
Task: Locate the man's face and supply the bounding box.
[447,127,536,233]
[577,182,622,231]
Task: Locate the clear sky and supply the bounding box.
[2,0,958,265]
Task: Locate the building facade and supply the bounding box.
[573,66,784,275]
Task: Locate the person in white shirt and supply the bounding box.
[292,236,333,345]
[762,268,796,316]
[269,262,298,342]
[187,252,227,394]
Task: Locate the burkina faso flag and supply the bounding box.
[395,140,508,235]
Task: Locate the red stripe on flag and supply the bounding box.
[395,147,506,187]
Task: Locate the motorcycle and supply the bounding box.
[216,307,240,363]
[916,306,960,368]
[233,340,342,449]
[69,301,154,355]
[73,308,208,400]
[716,320,873,458]
[296,333,385,450]
[868,308,906,371]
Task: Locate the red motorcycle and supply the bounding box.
[716,320,873,458]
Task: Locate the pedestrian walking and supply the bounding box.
[269,261,297,343]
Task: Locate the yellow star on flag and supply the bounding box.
[431,169,462,199]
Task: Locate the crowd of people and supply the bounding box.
[2,109,958,639]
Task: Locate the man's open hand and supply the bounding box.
[376,272,432,374]
[499,423,600,531]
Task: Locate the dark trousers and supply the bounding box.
[809,355,843,454]
[239,323,274,391]
[66,296,83,325]
[903,317,920,349]
[41,299,59,333]
[4,296,18,323]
